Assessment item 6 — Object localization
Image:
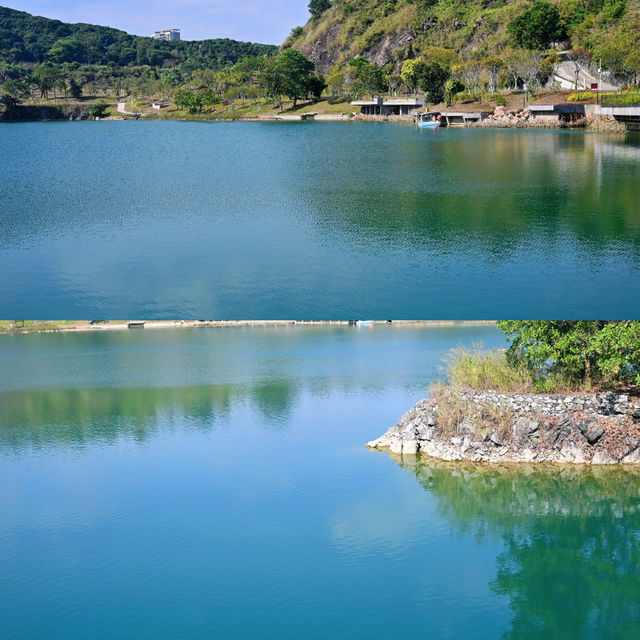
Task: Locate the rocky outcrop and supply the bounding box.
[367,391,640,464]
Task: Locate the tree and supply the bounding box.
[508,0,565,50]
[31,63,57,98]
[418,62,449,102]
[497,321,640,387]
[88,103,109,119]
[276,48,316,107]
[444,78,464,106]
[456,61,483,95]
[69,79,82,99]
[401,59,425,94]
[358,61,386,96]
[258,56,285,110]
[173,88,202,113]
[0,78,27,108]
[305,74,327,100]
[483,57,503,95]
[308,0,331,20]
[326,71,344,96]
[515,51,544,89]
[386,74,403,96]
[566,49,592,90]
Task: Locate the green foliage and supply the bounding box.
[401,58,450,99]
[309,0,332,20]
[0,77,27,107]
[508,1,566,49]
[0,6,276,69]
[258,49,318,108]
[69,79,82,98]
[444,78,464,106]
[174,88,204,112]
[567,91,597,101]
[497,321,640,387]
[600,92,640,106]
[88,102,108,118]
[444,347,535,393]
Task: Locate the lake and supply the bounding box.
[2,325,639,638]
[1,121,640,319]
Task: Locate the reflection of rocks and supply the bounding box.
[367,391,640,464]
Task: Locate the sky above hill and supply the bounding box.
[4,0,308,44]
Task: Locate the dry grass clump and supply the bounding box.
[445,346,534,393]
[430,382,473,435]
[430,382,516,438]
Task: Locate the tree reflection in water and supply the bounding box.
[396,455,640,639]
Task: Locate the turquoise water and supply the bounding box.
[2,325,639,638]
[2,121,640,319]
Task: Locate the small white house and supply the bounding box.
[351,97,426,116]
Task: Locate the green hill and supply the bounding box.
[0,5,276,69]
[284,0,640,77]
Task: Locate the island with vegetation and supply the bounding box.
[1,3,639,126]
[367,321,640,464]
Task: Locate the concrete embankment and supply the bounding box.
[367,390,640,464]
[0,320,497,335]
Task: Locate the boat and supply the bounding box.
[417,112,442,128]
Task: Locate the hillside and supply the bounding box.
[0,6,276,69]
[284,0,640,76]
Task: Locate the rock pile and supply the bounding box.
[367,391,640,464]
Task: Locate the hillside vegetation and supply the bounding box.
[0,6,276,69]
[284,0,640,77]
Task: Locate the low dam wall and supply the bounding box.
[367,390,640,464]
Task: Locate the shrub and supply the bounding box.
[445,347,534,393]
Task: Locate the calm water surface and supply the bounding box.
[1,121,640,318]
[1,325,639,638]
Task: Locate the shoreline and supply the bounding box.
[368,389,640,465]
[0,319,497,335]
[1,108,632,133]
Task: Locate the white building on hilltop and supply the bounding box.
[152,29,180,41]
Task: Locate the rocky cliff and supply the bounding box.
[367,390,640,464]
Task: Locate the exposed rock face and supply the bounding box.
[367,391,640,464]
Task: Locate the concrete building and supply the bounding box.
[351,97,426,116]
[152,29,181,41]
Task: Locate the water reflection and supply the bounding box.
[0,380,301,450]
[319,131,640,258]
[395,456,640,638]
[2,123,640,318]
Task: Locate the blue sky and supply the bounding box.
[4,0,309,44]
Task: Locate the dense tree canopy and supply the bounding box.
[508,1,566,50]
[0,6,276,69]
[497,321,640,386]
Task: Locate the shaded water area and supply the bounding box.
[2,325,639,638]
[2,121,640,318]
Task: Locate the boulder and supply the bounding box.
[512,416,539,443]
[578,418,605,445]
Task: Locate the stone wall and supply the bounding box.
[455,390,638,417]
[367,390,640,465]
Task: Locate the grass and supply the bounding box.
[445,346,534,393]
[0,320,80,334]
[439,346,592,395]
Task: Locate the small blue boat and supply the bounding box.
[417,112,442,128]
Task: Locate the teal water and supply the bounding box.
[2,325,639,638]
[2,121,640,319]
